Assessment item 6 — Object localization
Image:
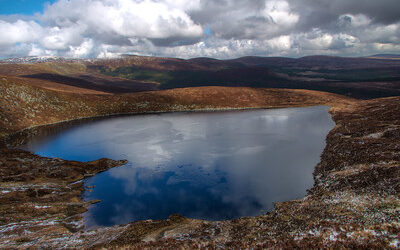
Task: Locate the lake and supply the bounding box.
[20,106,335,228]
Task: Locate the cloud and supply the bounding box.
[190,0,298,40]
[41,0,203,46]
[0,20,43,47]
[289,0,400,26]
[0,0,399,59]
[40,25,85,50]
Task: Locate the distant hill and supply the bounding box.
[0,56,76,64]
[366,54,400,60]
[1,54,400,99]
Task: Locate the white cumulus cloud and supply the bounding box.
[0,20,43,47]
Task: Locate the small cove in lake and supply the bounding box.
[20,106,335,228]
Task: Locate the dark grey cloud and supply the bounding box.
[190,0,267,24]
[289,0,400,30]
[150,37,202,47]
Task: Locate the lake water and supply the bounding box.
[20,106,335,228]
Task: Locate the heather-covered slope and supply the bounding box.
[0,75,353,140]
[84,55,400,99]
[0,74,399,248]
[1,54,400,99]
[0,81,398,247]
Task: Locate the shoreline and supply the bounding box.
[12,105,333,231]
[0,84,398,248]
[3,104,327,148]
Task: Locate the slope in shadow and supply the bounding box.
[22,73,159,94]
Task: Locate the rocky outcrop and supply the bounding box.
[0,148,127,247]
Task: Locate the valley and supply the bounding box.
[2,54,400,99]
[0,55,399,248]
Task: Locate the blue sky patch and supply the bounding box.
[0,0,55,15]
[204,27,212,36]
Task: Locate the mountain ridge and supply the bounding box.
[1,53,400,99]
[2,53,400,64]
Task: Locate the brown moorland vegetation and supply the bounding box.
[1,54,400,99]
[0,66,399,248]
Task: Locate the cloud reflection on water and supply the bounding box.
[21,107,334,228]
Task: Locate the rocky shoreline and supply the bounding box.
[0,148,127,246]
[0,79,399,248]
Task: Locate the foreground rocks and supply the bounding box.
[0,79,399,248]
[0,149,127,247]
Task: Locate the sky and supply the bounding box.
[0,0,56,15]
[0,0,399,59]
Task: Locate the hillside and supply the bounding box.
[0,75,354,139]
[1,54,400,99]
[0,75,399,247]
[0,55,399,248]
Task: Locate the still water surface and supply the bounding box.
[21,106,334,228]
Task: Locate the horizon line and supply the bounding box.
[1,53,400,62]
